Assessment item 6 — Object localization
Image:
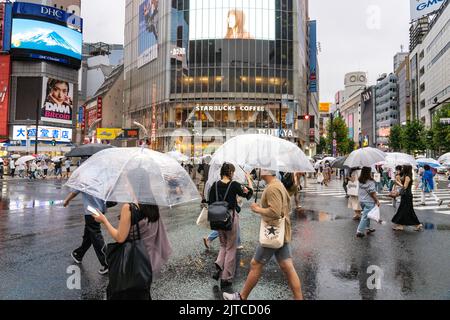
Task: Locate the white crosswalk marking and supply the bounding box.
[301,182,450,216]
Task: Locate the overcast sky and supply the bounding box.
[81,0,411,103]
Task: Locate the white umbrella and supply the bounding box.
[344,147,386,168]
[16,155,36,165]
[52,156,65,162]
[416,158,441,168]
[314,157,336,169]
[11,154,21,159]
[65,148,201,208]
[385,153,417,167]
[166,151,190,163]
[438,153,450,164]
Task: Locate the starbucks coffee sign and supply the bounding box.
[195,105,266,112]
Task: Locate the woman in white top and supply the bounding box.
[347,168,362,220]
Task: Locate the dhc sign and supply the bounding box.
[411,0,445,21]
[40,7,64,19]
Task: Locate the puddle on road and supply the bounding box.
[0,199,64,211]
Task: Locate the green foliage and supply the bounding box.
[401,120,427,155]
[389,125,403,152]
[325,117,353,155]
[317,136,328,154]
[430,104,450,154]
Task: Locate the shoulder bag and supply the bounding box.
[259,189,286,249]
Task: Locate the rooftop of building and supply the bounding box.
[85,64,124,104]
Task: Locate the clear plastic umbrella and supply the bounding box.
[210,134,315,173]
[385,153,417,167]
[438,153,450,164]
[166,151,190,163]
[344,147,386,168]
[416,158,441,168]
[65,148,201,208]
[16,155,36,165]
[52,156,65,162]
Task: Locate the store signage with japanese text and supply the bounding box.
[12,125,72,142]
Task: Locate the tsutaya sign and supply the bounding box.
[257,129,294,138]
[410,0,445,21]
[195,105,266,112]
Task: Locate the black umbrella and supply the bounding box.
[331,156,348,169]
[65,144,114,158]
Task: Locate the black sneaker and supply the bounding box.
[220,280,232,288]
[71,251,82,264]
[98,266,109,275]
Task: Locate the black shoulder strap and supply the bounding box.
[129,203,141,241]
[215,181,233,202]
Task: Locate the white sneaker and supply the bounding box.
[223,292,242,300]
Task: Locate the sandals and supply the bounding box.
[414,225,424,232]
[393,226,404,231]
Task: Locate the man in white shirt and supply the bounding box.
[9,159,16,178]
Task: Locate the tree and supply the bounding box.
[317,136,328,154]
[325,117,352,155]
[402,120,427,155]
[389,124,403,152]
[430,104,450,155]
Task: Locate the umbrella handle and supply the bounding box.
[254,169,261,203]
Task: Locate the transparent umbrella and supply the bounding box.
[385,153,417,167]
[344,147,386,168]
[65,148,201,208]
[16,155,36,165]
[166,151,190,163]
[438,153,450,164]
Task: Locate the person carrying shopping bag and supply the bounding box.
[356,167,380,238]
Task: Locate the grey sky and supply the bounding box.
[81,0,411,103]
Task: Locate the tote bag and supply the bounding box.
[317,172,324,183]
[367,206,381,223]
[196,207,210,229]
[347,180,359,197]
[259,189,287,249]
[106,207,152,295]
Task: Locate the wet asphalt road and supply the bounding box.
[0,178,449,300]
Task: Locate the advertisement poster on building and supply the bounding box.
[0,55,10,140]
[138,0,159,68]
[410,0,445,21]
[309,20,318,93]
[189,0,275,41]
[41,77,74,125]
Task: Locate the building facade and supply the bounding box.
[375,73,399,149]
[360,86,375,148]
[124,0,312,154]
[3,1,82,155]
[395,53,412,125]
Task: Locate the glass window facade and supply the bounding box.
[124,0,309,151]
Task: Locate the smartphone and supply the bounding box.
[87,205,100,217]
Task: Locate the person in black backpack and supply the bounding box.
[207,163,253,288]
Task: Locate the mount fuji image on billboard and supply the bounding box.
[11,18,82,60]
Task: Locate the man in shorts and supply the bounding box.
[223,169,303,300]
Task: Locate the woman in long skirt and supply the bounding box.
[392,165,423,232]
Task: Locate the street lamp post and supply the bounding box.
[34,99,39,155]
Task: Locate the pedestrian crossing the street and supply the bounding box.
[300,181,450,216]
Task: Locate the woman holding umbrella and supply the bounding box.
[92,167,173,300]
[392,165,423,232]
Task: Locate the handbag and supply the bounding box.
[373,173,381,183]
[317,173,324,183]
[208,182,234,231]
[106,206,152,295]
[259,190,287,249]
[347,180,359,197]
[196,207,210,229]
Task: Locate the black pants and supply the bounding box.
[74,215,107,267]
[10,169,15,178]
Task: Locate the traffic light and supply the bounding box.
[298,115,311,120]
[51,139,56,147]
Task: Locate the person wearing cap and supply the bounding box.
[223,169,303,300]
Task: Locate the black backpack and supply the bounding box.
[281,172,295,190]
[208,182,234,231]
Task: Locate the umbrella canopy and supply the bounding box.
[16,155,36,165]
[344,147,386,168]
[11,154,21,159]
[438,153,450,164]
[65,144,114,158]
[385,153,417,167]
[65,148,200,208]
[0,159,3,163]
[314,157,336,169]
[166,151,190,163]
[417,158,441,168]
[209,134,315,173]
[51,156,65,162]
[331,156,348,169]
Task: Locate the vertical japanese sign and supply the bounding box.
[0,55,11,140]
[97,96,103,125]
[151,84,157,144]
[308,20,317,93]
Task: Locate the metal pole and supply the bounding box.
[35,99,39,155]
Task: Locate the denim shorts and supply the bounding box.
[254,243,292,265]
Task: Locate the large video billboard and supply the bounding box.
[41,77,74,125]
[410,0,445,21]
[189,0,276,41]
[11,18,82,60]
[138,0,159,68]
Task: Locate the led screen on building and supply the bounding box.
[138,0,159,68]
[189,0,276,41]
[11,18,82,60]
